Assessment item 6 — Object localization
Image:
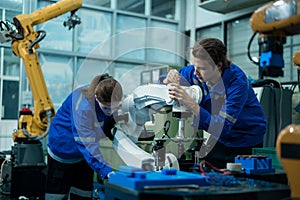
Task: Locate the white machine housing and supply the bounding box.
[112,84,202,171]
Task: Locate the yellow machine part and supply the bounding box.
[250,0,300,36]
[276,124,300,199]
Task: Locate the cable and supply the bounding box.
[247,31,259,66]
[0,21,10,30]
[0,159,8,185]
[162,120,171,139]
[28,30,46,54]
[194,160,231,176]
[22,109,53,140]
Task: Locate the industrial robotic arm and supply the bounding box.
[113,84,202,171]
[248,0,300,79]
[0,1,82,197]
[0,0,82,141]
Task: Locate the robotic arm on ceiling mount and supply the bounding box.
[112,84,203,171]
[248,0,300,80]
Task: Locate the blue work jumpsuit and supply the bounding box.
[161,64,266,168]
[46,85,114,200]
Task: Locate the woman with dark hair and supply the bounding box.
[45,73,123,200]
[160,38,266,169]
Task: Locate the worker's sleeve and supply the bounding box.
[194,78,249,138]
[72,108,112,180]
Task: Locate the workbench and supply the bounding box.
[105,178,290,200]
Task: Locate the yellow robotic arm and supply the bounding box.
[248,0,300,79]
[0,0,82,141]
[250,0,300,36]
[276,124,300,199]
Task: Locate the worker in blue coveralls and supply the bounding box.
[45,73,123,200]
[160,38,266,169]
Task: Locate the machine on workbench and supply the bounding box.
[112,83,205,172]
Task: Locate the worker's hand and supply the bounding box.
[168,83,200,116]
[163,69,180,84]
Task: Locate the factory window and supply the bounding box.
[151,0,176,20]
[294,34,300,45]
[117,0,145,14]
[3,48,20,77]
[0,0,22,11]
[116,15,146,61]
[196,25,222,43]
[114,63,167,95]
[2,80,19,119]
[37,1,73,51]
[148,20,178,64]
[114,62,142,95]
[226,16,260,80]
[39,54,74,110]
[140,65,169,85]
[75,9,112,56]
[5,10,21,22]
[83,0,111,8]
[76,58,111,87]
[0,5,22,121]
[0,47,20,120]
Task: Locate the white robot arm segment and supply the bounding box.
[113,84,203,171]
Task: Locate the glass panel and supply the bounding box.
[0,0,22,11]
[114,63,168,96]
[3,48,20,76]
[117,0,145,14]
[39,53,73,110]
[140,64,169,84]
[36,1,73,51]
[83,0,111,7]
[227,18,259,55]
[5,10,21,22]
[75,9,112,56]
[151,0,175,19]
[76,58,111,87]
[148,21,178,64]
[114,63,144,96]
[293,34,300,45]
[227,17,260,80]
[196,25,222,42]
[2,80,19,119]
[116,15,146,60]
